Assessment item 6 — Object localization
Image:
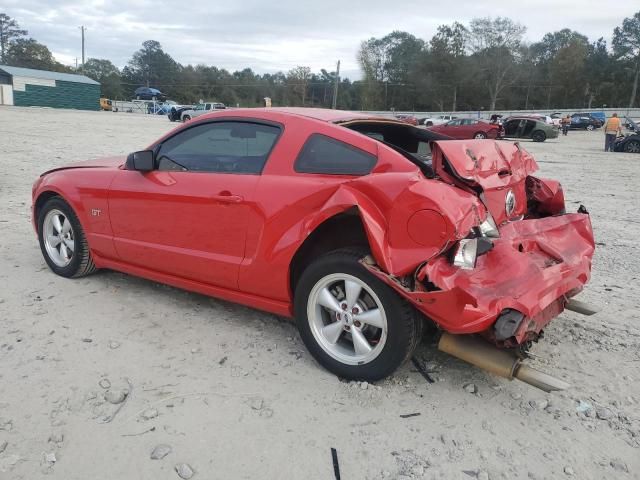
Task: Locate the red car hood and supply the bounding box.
[432,140,538,224]
[41,156,125,176]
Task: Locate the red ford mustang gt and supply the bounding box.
[32,108,595,387]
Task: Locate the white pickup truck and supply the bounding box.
[421,115,457,127]
[181,102,226,122]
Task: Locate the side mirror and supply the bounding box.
[126,150,155,172]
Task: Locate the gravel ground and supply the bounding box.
[0,106,639,480]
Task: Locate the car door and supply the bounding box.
[503,119,519,137]
[108,120,282,289]
[440,119,464,138]
[461,119,479,137]
[522,120,536,137]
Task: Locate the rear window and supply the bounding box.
[294,134,376,175]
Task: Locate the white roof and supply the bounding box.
[0,64,99,85]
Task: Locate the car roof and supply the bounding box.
[195,107,406,125]
[506,116,543,121]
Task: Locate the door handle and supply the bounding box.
[211,191,243,203]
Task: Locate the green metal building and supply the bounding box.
[0,65,100,110]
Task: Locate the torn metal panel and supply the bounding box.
[367,213,594,338]
[432,140,538,224]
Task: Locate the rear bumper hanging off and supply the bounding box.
[366,212,595,345]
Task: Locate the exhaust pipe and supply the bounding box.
[565,299,598,316]
[438,333,570,392]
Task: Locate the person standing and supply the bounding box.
[603,113,622,152]
[561,115,571,136]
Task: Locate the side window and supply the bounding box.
[417,141,431,158]
[156,121,280,174]
[448,119,461,126]
[294,134,376,175]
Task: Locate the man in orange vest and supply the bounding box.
[603,113,622,152]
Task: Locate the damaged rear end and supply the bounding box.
[364,139,595,390]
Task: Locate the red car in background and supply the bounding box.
[427,118,502,139]
[394,114,419,126]
[32,108,594,390]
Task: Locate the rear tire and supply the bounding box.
[473,131,488,139]
[624,140,640,153]
[586,124,595,131]
[37,197,97,278]
[532,130,546,142]
[294,249,423,381]
[182,115,191,122]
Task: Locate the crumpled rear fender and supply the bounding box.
[294,179,485,277]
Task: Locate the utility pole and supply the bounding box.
[331,60,340,109]
[79,26,86,69]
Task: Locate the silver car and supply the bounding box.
[180,102,226,122]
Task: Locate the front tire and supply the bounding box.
[586,124,595,131]
[182,115,191,122]
[294,249,423,381]
[38,197,96,278]
[473,131,488,139]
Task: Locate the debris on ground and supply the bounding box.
[175,463,195,479]
[463,383,478,394]
[150,444,172,460]
[141,408,159,420]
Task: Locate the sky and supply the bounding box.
[3,0,639,80]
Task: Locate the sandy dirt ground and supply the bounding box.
[0,106,639,480]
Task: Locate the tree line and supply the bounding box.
[358,15,640,112]
[1,11,639,111]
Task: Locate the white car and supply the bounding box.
[421,115,457,127]
[521,114,561,128]
[181,102,226,122]
[541,115,561,127]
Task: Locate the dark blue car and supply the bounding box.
[134,87,166,101]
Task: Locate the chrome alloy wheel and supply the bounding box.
[43,209,75,267]
[307,273,388,365]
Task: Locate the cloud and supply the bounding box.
[4,0,639,79]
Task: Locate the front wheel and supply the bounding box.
[586,124,595,131]
[37,197,97,278]
[532,130,546,142]
[473,131,488,139]
[182,115,191,122]
[294,249,423,381]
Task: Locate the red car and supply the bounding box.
[394,114,419,126]
[32,108,595,388]
[427,118,501,139]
